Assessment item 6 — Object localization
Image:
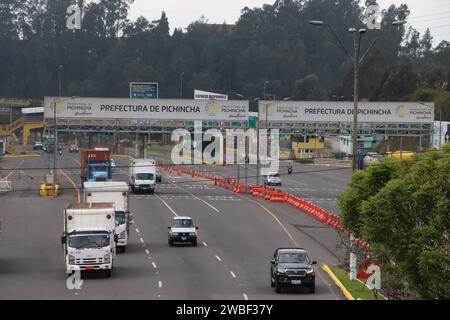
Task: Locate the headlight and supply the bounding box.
[306,268,315,274]
[68,254,75,264]
[189,232,196,236]
[172,232,178,236]
[277,267,286,274]
[104,254,111,263]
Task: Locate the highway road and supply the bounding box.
[0,150,349,300]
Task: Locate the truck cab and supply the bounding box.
[80,149,113,184]
[86,163,112,182]
[62,203,117,277]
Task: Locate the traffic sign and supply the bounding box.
[130,82,159,99]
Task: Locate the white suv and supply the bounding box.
[168,217,198,247]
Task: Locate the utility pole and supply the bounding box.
[180,72,184,99]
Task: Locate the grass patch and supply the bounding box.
[295,159,315,164]
[329,266,387,300]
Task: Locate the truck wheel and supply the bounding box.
[308,284,315,294]
[131,185,135,193]
[150,189,155,195]
[270,275,275,287]
[192,239,197,247]
[121,246,126,253]
[168,238,174,247]
[105,269,112,278]
[275,279,283,293]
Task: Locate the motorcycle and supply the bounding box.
[58,150,62,156]
[287,166,293,174]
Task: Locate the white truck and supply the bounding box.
[129,159,156,194]
[62,203,117,277]
[83,181,132,252]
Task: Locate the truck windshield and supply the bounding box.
[115,211,126,226]
[68,234,110,249]
[136,173,153,180]
[92,166,108,171]
[278,252,309,264]
[173,219,193,227]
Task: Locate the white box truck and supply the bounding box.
[62,203,117,277]
[129,159,156,194]
[83,181,132,253]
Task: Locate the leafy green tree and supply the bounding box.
[380,58,418,100]
[339,146,450,299]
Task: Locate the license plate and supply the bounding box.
[181,236,187,240]
[291,280,302,284]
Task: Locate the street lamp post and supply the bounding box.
[309,20,377,172]
[52,96,77,188]
[263,81,269,100]
[310,20,378,281]
[180,72,184,99]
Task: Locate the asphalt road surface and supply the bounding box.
[0,150,350,300]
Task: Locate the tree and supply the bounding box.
[339,146,450,299]
[380,58,418,100]
[291,74,326,100]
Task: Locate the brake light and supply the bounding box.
[122,192,127,196]
[87,192,92,196]
[68,215,73,220]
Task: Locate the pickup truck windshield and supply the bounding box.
[278,252,309,264]
[69,234,110,249]
[136,173,153,180]
[173,219,193,227]
[115,211,126,226]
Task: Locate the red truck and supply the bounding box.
[80,148,112,185]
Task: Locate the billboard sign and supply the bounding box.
[44,97,248,121]
[130,82,159,99]
[258,101,434,123]
[194,90,228,101]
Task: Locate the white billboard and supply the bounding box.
[194,90,228,101]
[258,101,434,123]
[44,97,247,121]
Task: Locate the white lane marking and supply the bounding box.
[202,242,208,247]
[230,271,236,278]
[158,281,162,288]
[215,255,222,262]
[173,183,220,213]
[5,160,25,179]
[152,262,157,269]
[145,249,150,255]
[243,293,249,300]
[155,194,178,217]
[136,228,140,233]
[139,237,144,243]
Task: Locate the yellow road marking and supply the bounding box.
[59,169,80,203]
[322,264,355,300]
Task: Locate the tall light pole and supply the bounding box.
[52,96,77,188]
[263,81,269,100]
[309,20,377,172]
[58,65,63,97]
[310,20,378,281]
[180,72,185,99]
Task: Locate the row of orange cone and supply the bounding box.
[158,165,369,250]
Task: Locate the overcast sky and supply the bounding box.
[129,0,450,45]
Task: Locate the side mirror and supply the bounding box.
[195,226,199,229]
[61,236,66,244]
[271,259,276,264]
[129,220,135,225]
[168,226,171,229]
[312,261,317,265]
[114,235,119,243]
